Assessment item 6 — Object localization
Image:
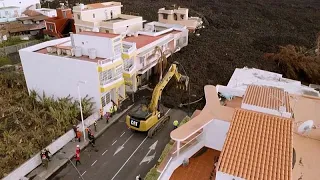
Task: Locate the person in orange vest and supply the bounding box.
[76,130,82,142]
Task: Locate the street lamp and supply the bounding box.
[77,80,87,142]
[57,152,85,180]
[173,61,191,116]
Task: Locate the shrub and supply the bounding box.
[144,165,160,180]
[0,70,94,178]
[0,56,11,67]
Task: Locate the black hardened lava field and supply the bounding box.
[45,0,320,109]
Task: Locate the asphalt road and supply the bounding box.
[50,105,186,180]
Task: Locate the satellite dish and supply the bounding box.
[298,120,314,134]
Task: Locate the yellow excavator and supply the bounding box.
[125,63,189,137]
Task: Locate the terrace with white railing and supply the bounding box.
[157,85,236,180]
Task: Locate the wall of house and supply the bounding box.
[19,50,102,111]
[0,7,21,22]
[76,6,122,23]
[204,119,230,151]
[0,0,40,12]
[36,8,57,17]
[72,33,115,59]
[56,8,73,19]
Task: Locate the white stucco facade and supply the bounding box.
[204,120,230,151]
[73,2,145,35]
[0,6,21,22]
[19,39,102,111]
[0,0,40,12]
[19,34,126,113]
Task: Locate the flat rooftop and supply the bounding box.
[79,31,120,39]
[124,30,180,49]
[36,46,103,63]
[74,2,122,11]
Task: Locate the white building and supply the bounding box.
[122,21,188,92]
[19,31,126,114]
[0,0,40,13]
[0,6,21,22]
[73,2,145,34]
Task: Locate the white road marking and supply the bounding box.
[112,140,117,145]
[81,171,86,176]
[91,160,97,166]
[102,149,108,156]
[165,109,171,115]
[113,134,134,156]
[111,136,148,180]
[140,140,158,165]
[120,131,125,137]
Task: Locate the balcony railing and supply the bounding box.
[172,130,204,157]
[98,55,121,65]
[157,129,205,180]
[100,74,122,86]
[124,64,134,72]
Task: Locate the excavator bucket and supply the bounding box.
[176,75,189,90]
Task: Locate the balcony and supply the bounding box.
[124,64,135,72]
[157,85,234,180]
[100,74,122,86]
[98,55,122,66]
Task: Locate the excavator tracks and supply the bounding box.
[147,115,170,138]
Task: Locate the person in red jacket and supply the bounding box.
[76,145,80,154]
[75,152,81,166]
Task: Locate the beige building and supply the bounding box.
[157,67,320,180]
[158,7,202,31]
[73,2,145,34]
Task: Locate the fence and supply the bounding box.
[0,41,39,56]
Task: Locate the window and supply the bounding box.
[100,69,113,85]
[93,13,95,18]
[124,58,133,71]
[174,13,177,21]
[115,65,123,76]
[77,14,80,20]
[114,44,122,57]
[163,14,168,20]
[140,57,144,65]
[180,14,184,20]
[79,28,82,32]
[101,92,111,107]
[48,24,54,32]
[114,38,121,43]
[63,11,67,18]
[5,11,8,16]
[110,11,113,19]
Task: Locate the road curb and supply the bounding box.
[45,105,134,180]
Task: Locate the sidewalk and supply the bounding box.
[26,105,133,180]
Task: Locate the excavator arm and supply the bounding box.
[148,63,189,114]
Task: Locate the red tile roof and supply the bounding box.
[243,85,293,113]
[218,109,293,180]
